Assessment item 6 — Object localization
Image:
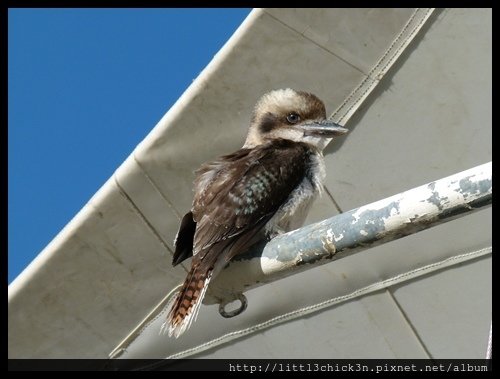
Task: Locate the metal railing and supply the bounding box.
[205,162,492,313]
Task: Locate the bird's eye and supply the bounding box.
[286,113,300,124]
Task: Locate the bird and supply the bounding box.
[164,88,348,338]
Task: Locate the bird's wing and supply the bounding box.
[172,211,196,266]
[171,148,253,266]
[191,140,313,263]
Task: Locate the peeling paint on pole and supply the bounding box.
[204,162,492,306]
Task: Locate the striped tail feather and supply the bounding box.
[163,266,213,338]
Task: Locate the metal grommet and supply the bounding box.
[218,293,248,318]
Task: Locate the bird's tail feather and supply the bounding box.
[163,266,212,338]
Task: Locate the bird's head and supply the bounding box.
[243,88,348,150]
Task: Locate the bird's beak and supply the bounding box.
[300,120,349,137]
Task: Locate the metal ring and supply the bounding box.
[218,293,248,318]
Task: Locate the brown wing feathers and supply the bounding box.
[192,140,311,257]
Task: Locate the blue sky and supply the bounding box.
[8,8,252,283]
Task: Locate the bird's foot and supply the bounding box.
[267,227,286,241]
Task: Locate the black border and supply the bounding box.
[8,359,493,371]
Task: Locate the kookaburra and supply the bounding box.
[165,88,348,337]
